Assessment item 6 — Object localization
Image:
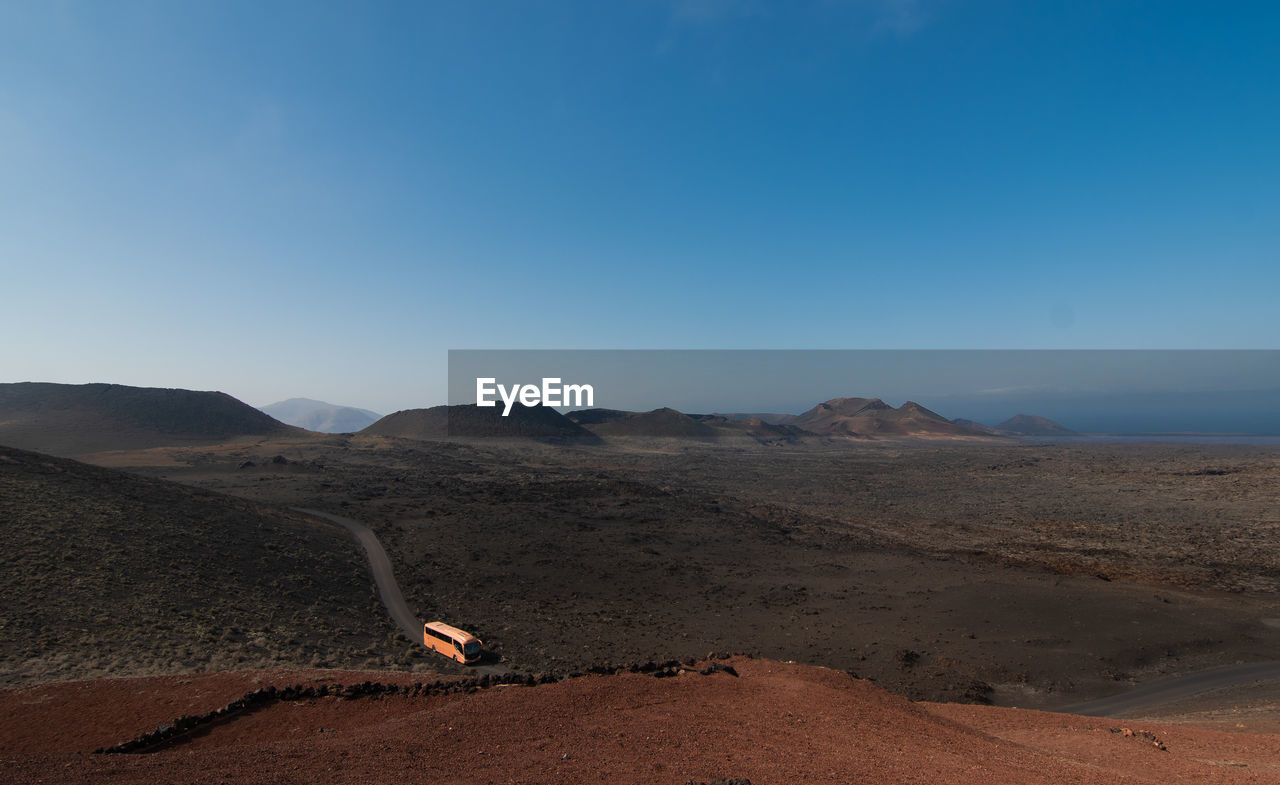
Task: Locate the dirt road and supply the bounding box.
[294,508,422,642]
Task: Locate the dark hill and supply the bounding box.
[0,444,397,685]
[793,397,984,439]
[0,382,297,456]
[362,404,599,443]
[995,414,1077,436]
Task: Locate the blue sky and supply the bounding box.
[2,1,1277,412]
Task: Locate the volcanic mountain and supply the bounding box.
[362,403,599,443]
[0,444,396,685]
[261,398,381,433]
[793,397,987,439]
[0,382,297,456]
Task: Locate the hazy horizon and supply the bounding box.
[8,343,1280,435]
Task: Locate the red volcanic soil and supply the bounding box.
[3,658,1278,784]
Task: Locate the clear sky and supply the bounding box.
[2,1,1277,413]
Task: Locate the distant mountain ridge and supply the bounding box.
[0,381,1076,453]
[792,397,984,439]
[261,398,381,434]
[723,403,1075,439]
[569,399,998,441]
[0,382,295,456]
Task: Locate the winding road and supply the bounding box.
[293,508,423,643]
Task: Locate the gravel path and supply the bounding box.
[293,508,423,642]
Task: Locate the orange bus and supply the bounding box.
[423,621,483,664]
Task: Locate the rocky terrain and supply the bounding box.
[0,445,408,685]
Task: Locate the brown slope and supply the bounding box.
[362,403,599,443]
[7,657,1277,783]
[0,382,297,456]
[0,445,399,686]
